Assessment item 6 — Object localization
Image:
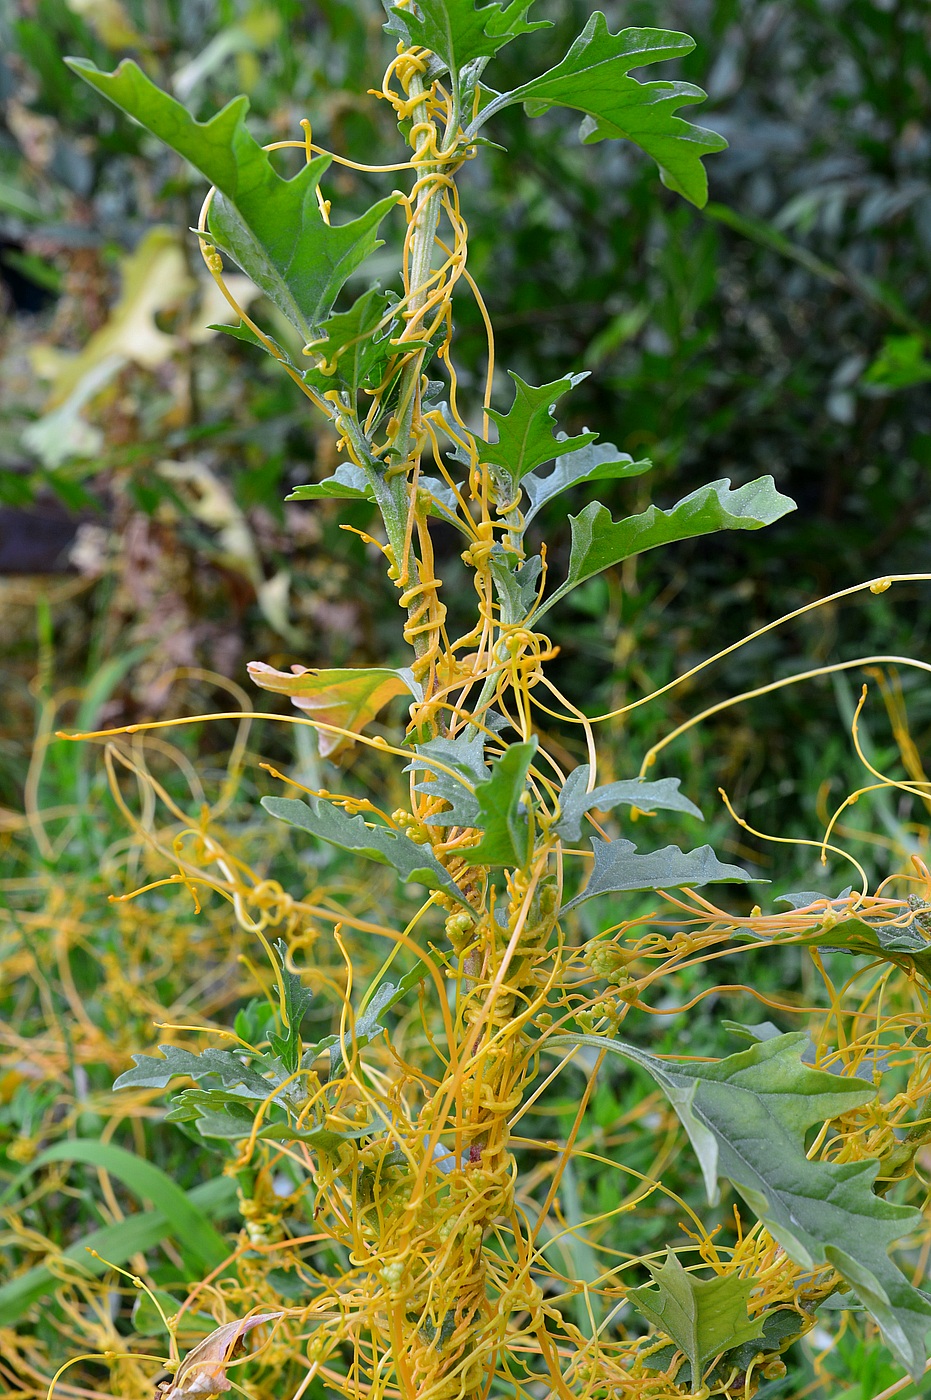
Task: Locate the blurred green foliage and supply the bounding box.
[3,0,929,894]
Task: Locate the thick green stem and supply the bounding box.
[391,71,450,464]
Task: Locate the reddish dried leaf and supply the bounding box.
[157,1312,282,1398]
[248,663,416,756]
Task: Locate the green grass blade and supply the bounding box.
[3,1140,231,1278]
[0,1177,237,1325]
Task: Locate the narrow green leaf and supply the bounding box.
[8,1141,229,1274]
[629,1250,765,1381]
[262,795,469,905]
[330,959,429,1078]
[165,1089,263,1139]
[384,0,549,87]
[0,177,44,220]
[522,441,652,524]
[286,463,373,502]
[704,202,848,289]
[477,372,595,495]
[65,59,397,337]
[268,939,314,1074]
[552,1030,931,1378]
[467,739,538,868]
[745,891,931,982]
[210,319,296,365]
[562,836,751,911]
[541,476,796,616]
[554,765,702,842]
[0,1178,237,1326]
[255,1120,371,1149]
[472,17,727,207]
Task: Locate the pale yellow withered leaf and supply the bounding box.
[248,663,419,757]
[156,1311,282,1398]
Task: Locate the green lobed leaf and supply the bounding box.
[113,1042,277,1098]
[408,733,489,829]
[553,1030,931,1378]
[302,287,430,399]
[65,59,397,338]
[165,1089,264,1139]
[166,1086,369,1149]
[0,1178,237,1326]
[261,795,469,905]
[302,286,395,396]
[554,765,702,842]
[255,1120,371,1149]
[467,739,538,867]
[472,16,727,208]
[562,836,751,911]
[476,372,596,495]
[384,0,549,89]
[642,1307,805,1386]
[522,440,652,525]
[629,1250,765,1381]
[540,476,796,616]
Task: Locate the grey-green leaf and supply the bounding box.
[471,17,726,208]
[66,59,397,338]
[541,476,796,616]
[408,734,489,829]
[522,440,652,524]
[759,891,931,982]
[562,837,751,911]
[554,765,702,842]
[488,547,543,623]
[262,795,468,905]
[113,1043,275,1098]
[287,463,372,502]
[287,462,460,520]
[552,1030,931,1379]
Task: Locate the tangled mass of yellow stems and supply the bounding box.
[5,35,931,1400]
